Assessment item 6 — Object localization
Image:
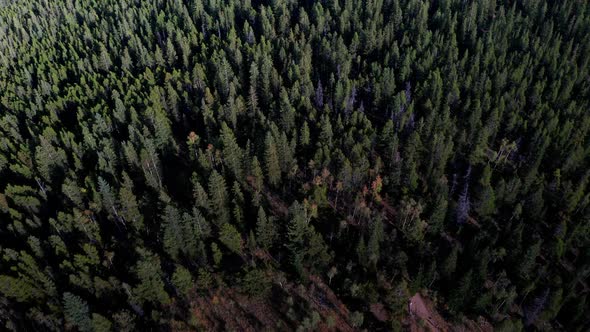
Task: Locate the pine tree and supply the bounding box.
[519,240,542,280]
[208,170,229,225]
[256,206,276,249]
[449,270,474,312]
[443,245,459,279]
[192,175,210,210]
[172,265,193,298]
[154,46,165,67]
[98,177,120,221]
[400,199,427,243]
[62,177,83,207]
[165,38,177,66]
[220,122,243,179]
[264,133,281,187]
[475,165,496,218]
[367,217,384,266]
[121,47,132,71]
[318,115,333,149]
[35,133,67,182]
[279,88,295,132]
[0,274,44,303]
[98,44,112,71]
[287,201,309,275]
[161,205,185,260]
[300,121,310,147]
[147,88,174,150]
[211,242,223,268]
[402,131,421,192]
[133,249,170,305]
[232,181,244,226]
[428,194,448,235]
[119,172,144,232]
[219,222,242,255]
[241,268,271,297]
[92,313,113,332]
[140,138,163,189]
[250,156,264,192]
[379,120,397,164]
[63,292,92,332]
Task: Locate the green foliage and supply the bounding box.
[265,132,282,188]
[287,201,331,276]
[119,172,144,232]
[0,0,588,329]
[208,170,230,225]
[220,122,244,179]
[475,165,496,218]
[449,270,474,312]
[350,311,364,328]
[132,250,170,306]
[519,240,542,280]
[63,292,92,332]
[172,265,193,298]
[161,205,202,260]
[211,243,222,268]
[240,268,271,297]
[92,313,113,332]
[0,275,44,303]
[443,246,459,279]
[219,222,242,255]
[256,206,277,249]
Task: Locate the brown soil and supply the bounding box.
[188,274,353,331]
[409,293,450,332]
[407,293,493,332]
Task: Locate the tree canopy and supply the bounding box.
[0,0,589,330]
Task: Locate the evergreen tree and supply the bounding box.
[172,265,193,298]
[219,222,242,255]
[92,313,113,332]
[63,292,92,332]
[475,165,496,218]
[161,205,186,260]
[208,170,229,225]
[264,133,281,188]
[192,175,210,210]
[256,206,276,249]
[98,44,112,71]
[250,156,264,192]
[300,121,310,147]
[220,122,243,179]
[449,270,474,312]
[62,177,84,207]
[119,172,144,232]
[443,245,459,279]
[133,250,170,305]
[519,240,542,280]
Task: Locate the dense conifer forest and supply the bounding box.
[1,0,589,330]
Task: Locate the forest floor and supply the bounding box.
[188,268,495,332]
[407,293,493,332]
[409,293,449,332]
[189,274,354,331]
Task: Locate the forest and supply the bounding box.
[0,0,589,330]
